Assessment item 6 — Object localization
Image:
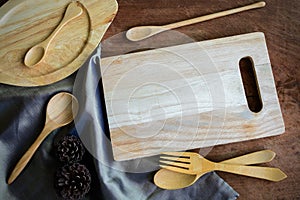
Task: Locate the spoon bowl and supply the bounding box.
[126,26,165,42]
[7,92,79,184]
[46,92,78,125]
[24,46,45,67]
[154,169,197,190]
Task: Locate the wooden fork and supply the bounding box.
[160,152,287,182]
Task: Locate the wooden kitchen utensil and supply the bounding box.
[24,1,83,67]
[100,32,285,161]
[159,151,287,181]
[154,150,276,189]
[126,1,266,41]
[0,0,118,86]
[7,92,79,184]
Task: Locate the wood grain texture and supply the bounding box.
[0,0,118,86]
[100,0,299,198]
[101,32,285,161]
[1,0,298,198]
[23,1,84,67]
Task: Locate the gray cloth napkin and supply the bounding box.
[72,45,239,200]
[0,44,238,199]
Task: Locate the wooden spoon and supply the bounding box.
[154,150,276,190]
[126,1,266,41]
[7,92,79,184]
[24,1,83,67]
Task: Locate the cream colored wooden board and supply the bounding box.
[100,32,285,161]
[0,0,118,86]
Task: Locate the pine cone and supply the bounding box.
[56,135,85,163]
[55,163,91,200]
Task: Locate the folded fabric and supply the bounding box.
[72,45,239,200]
[0,75,74,199]
[0,44,238,200]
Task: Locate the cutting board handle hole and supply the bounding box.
[239,57,263,113]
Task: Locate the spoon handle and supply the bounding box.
[221,150,275,165]
[7,126,53,184]
[214,163,287,182]
[41,2,83,49]
[163,1,266,29]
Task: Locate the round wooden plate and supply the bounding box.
[0,0,118,86]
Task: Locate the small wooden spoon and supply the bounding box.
[7,92,79,184]
[126,1,266,41]
[154,150,276,190]
[24,1,83,67]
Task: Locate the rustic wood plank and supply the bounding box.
[101,1,299,198]
[1,0,298,198]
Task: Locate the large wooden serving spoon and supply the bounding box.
[24,1,83,67]
[126,1,266,41]
[7,92,79,184]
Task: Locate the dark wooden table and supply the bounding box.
[1,0,299,199]
[102,0,299,199]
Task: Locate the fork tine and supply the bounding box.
[161,151,192,157]
[159,164,192,174]
[159,160,190,168]
[160,156,190,163]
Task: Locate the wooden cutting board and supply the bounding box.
[100,32,285,161]
[0,0,117,86]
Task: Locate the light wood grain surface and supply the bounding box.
[101,32,284,161]
[1,0,298,198]
[100,1,299,198]
[0,0,117,86]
